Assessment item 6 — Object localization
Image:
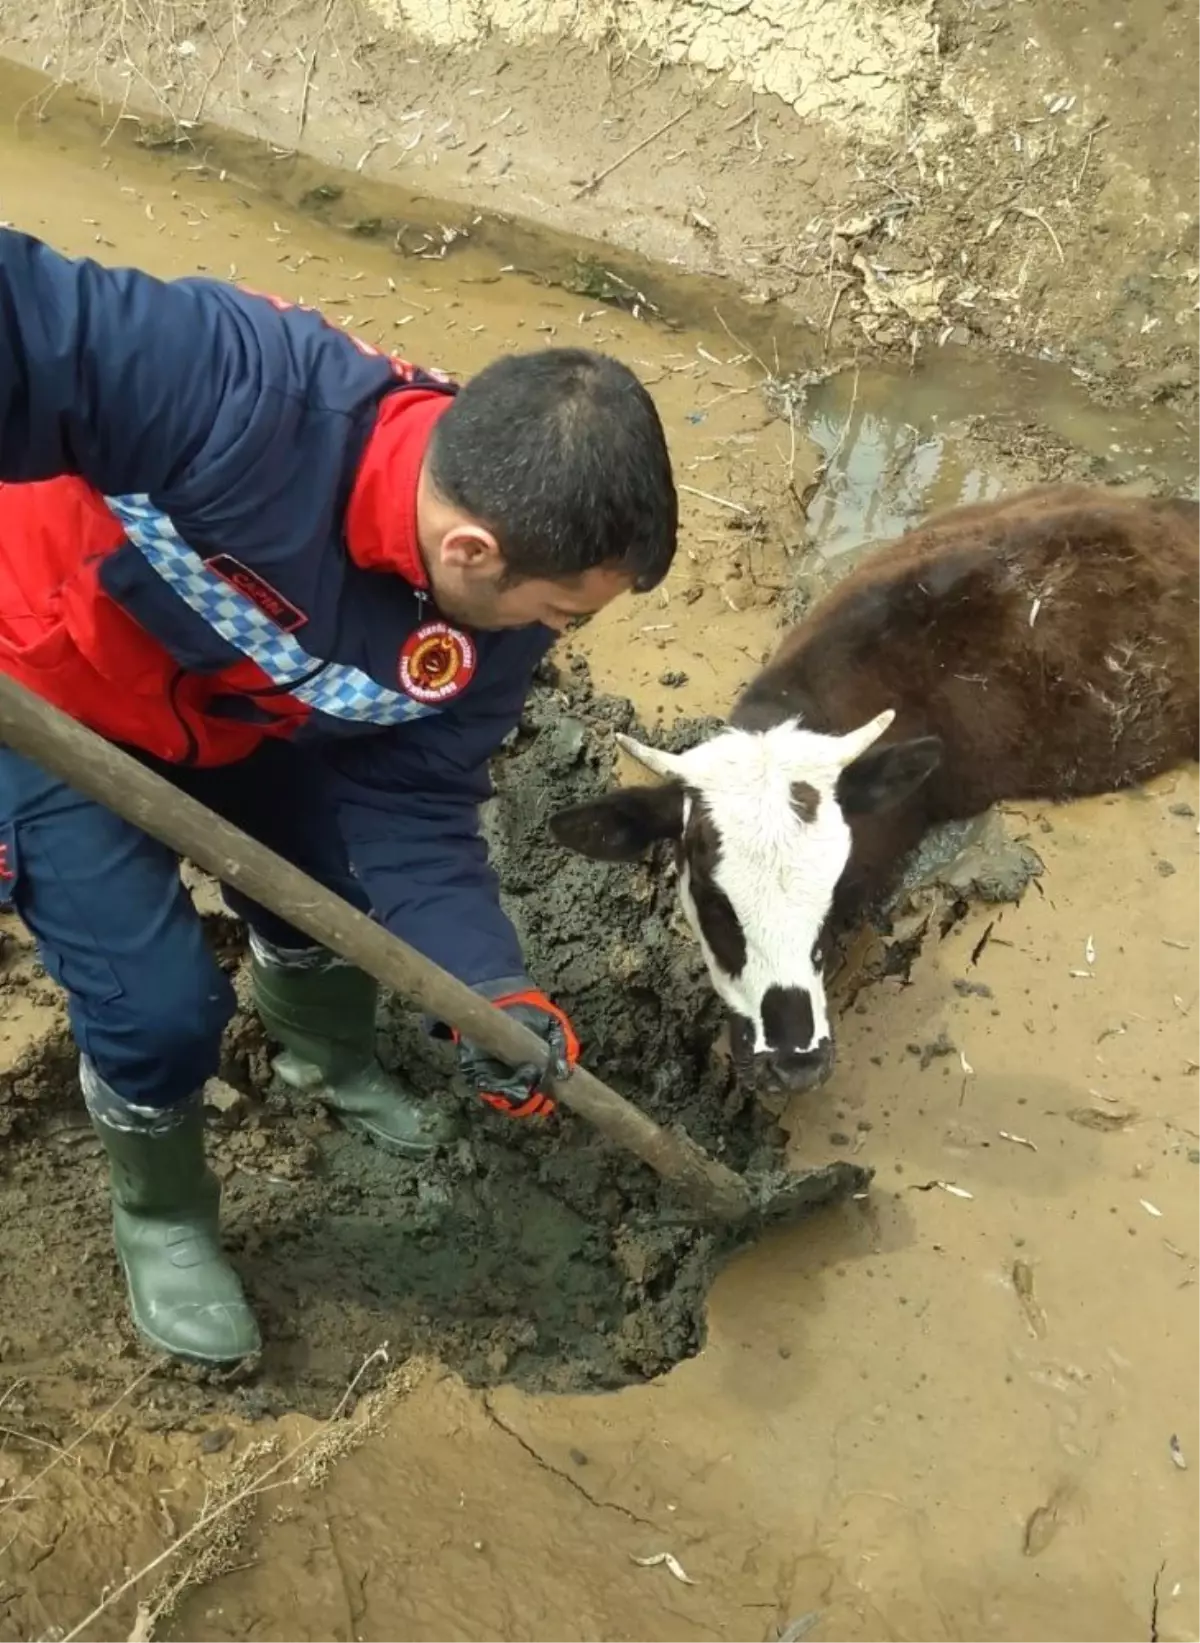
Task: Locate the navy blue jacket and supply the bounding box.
[0,228,554,987]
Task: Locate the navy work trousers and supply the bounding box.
[0,739,369,1107]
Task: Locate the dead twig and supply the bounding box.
[1073,117,1109,194]
[1013,205,1065,264]
[0,1367,153,1520]
[712,307,771,380]
[189,29,235,126]
[0,1380,26,1416]
[297,0,337,138]
[823,278,852,354]
[823,366,861,470]
[0,1425,68,1458]
[678,482,752,515]
[783,401,798,491]
[57,1347,390,1643]
[574,103,695,196]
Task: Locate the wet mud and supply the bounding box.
[0,661,1070,1431]
[317,659,797,1401]
[0,662,859,1426]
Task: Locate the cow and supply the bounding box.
[549,484,1199,1093]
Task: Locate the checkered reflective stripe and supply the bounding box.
[104,495,438,725]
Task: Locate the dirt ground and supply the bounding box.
[0,19,1197,1643]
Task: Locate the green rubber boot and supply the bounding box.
[250,949,457,1155]
[87,1089,261,1364]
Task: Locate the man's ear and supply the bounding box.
[549,784,685,861]
[438,523,503,572]
[836,737,942,816]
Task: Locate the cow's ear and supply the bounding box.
[549,784,685,861]
[836,737,942,815]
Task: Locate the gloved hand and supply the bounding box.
[455,988,580,1119]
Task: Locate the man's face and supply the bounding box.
[417,466,633,632]
[431,559,632,632]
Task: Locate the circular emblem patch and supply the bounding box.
[399,621,477,704]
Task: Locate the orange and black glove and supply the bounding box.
[455,987,580,1119]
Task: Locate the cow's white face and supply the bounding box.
[550,713,941,1092]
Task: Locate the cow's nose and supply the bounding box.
[760,1038,834,1092]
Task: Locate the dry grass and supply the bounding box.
[50,0,208,126]
[38,0,1125,377]
[40,1348,427,1643]
[43,0,326,135]
[0,1368,155,1518]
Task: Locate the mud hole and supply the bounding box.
[0,641,1056,1433]
[0,670,749,1426]
[0,658,868,1428]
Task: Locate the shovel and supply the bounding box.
[0,674,870,1225]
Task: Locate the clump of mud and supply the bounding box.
[0,661,830,1431]
[483,655,750,1152]
[276,657,792,1406]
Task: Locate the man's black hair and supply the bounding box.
[426,347,677,590]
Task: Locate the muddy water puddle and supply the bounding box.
[1,57,1198,1643]
[801,356,1198,567]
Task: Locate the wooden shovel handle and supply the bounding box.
[0,675,753,1221]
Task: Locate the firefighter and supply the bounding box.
[0,228,677,1363]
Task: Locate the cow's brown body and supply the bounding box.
[550,484,1199,1088]
[733,485,1199,917]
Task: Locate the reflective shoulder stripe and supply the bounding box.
[104,495,437,726]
